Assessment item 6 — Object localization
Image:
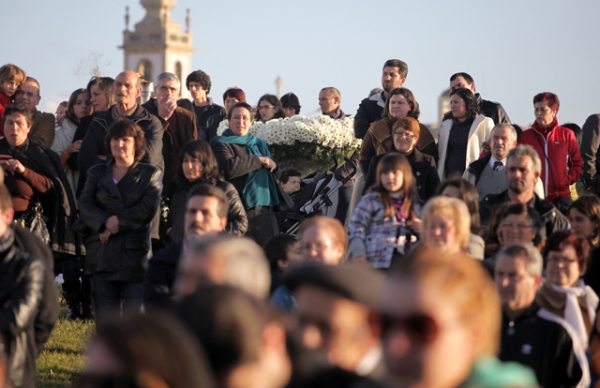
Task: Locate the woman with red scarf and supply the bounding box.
[518,92,582,209]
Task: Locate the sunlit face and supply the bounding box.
[296,285,375,371]
[393,128,418,154]
[449,94,467,121]
[2,80,20,97]
[110,136,135,162]
[506,156,539,195]
[569,208,598,242]
[497,214,537,247]
[229,107,252,136]
[188,81,207,102]
[300,225,344,265]
[424,216,460,254]
[184,195,227,239]
[389,94,411,120]
[258,100,277,121]
[181,154,204,181]
[90,85,109,113]
[3,113,31,147]
[491,126,516,161]
[114,71,141,106]
[546,245,581,287]
[380,169,404,193]
[319,90,339,114]
[281,176,301,194]
[224,97,240,114]
[155,78,180,103]
[449,76,475,92]
[55,104,67,124]
[381,66,405,93]
[495,255,539,314]
[15,81,40,112]
[380,280,475,388]
[534,101,556,127]
[73,92,92,120]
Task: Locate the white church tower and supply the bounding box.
[121,0,196,98]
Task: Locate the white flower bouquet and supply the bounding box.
[216,115,360,175]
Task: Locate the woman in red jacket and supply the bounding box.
[518,92,582,208]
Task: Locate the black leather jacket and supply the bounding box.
[0,231,45,388]
[79,161,162,282]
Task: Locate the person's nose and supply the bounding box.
[500,276,510,288]
[385,327,412,358]
[301,325,323,350]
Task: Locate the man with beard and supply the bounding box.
[479,145,569,240]
[464,124,544,199]
[143,184,228,308]
[353,59,408,140]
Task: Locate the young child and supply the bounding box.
[349,152,421,269]
[263,234,302,294]
[279,168,302,194]
[0,64,27,137]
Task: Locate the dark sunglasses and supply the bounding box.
[381,313,439,344]
[72,373,139,388]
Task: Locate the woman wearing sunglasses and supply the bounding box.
[379,248,537,388]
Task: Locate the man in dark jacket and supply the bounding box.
[442,72,511,125]
[78,70,164,238]
[353,59,408,140]
[143,184,229,308]
[142,72,197,196]
[0,184,45,388]
[479,145,568,240]
[495,244,585,388]
[580,113,600,194]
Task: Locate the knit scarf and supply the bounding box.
[391,196,409,222]
[551,280,598,350]
[210,129,279,208]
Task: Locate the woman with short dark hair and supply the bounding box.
[79,119,162,316]
[437,88,494,180]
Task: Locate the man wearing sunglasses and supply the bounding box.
[284,263,385,382]
[495,244,586,388]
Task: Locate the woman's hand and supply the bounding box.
[409,218,422,234]
[99,230,111,244]
[258,156,276,172]
[68,140,82,155]
[105,215,119,234]
[353,256,368,265]
[0,159,25,174]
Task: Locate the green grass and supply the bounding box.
[36,293,95,388]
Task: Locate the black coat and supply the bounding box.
[0,236,45,388]
[12,225,59,357]
[143,241,181,309]
[364,148,439,203]
[354,92,385,139]
[499,304,582,388]
[79,161,162,282]
[168,179,248,242]
[0,139,84,257]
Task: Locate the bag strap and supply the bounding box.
[534,133,559,197]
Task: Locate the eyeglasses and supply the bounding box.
[300,241,332,253]
[258,105,275,110]
[381,313,439,344]
[15,90,37,98]
[393,132,415,140]
[547,255,578,264]
[499,223,533,230]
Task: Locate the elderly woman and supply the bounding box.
[254,94,285,123]
[420,196,471,257]
[206,87,246,141]
[210,102,280,246]
[536,231,598,351]
[437,88,494,180]
[519,92,582,209]
[68,76,115,198]
[380,247,536,388]
[167,139,248,243]
[51,88,92,195]
[79,119,161,316]
[360,87,437,176]
[364,117,439,202]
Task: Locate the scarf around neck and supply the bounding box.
[551,280,598,349]
[210,128,279,208]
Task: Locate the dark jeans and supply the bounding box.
[92,275,143,317]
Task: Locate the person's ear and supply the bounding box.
[219,217,227,231]
[1,207,14,226]
[261,322,287,355]
[533,275,543,290]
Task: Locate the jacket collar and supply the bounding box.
[369,91,386,109]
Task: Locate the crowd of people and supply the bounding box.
[0,58,599,387]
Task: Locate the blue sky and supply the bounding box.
[3,0,600,127]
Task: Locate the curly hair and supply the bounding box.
[186,70,212,93]
[449,88,480,120]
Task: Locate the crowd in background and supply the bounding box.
[0,58,600,387]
